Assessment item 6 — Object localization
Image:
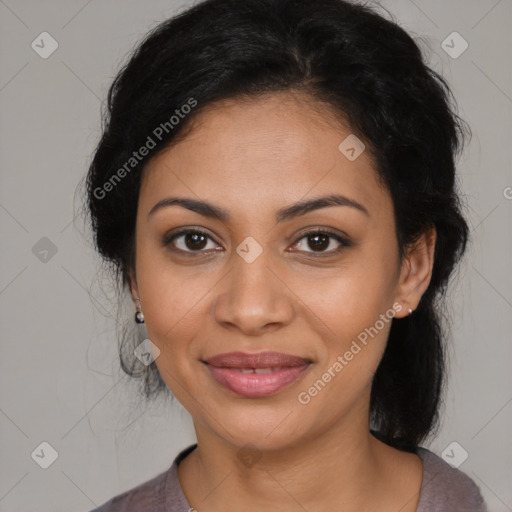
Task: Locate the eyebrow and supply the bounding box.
[148,194,370,222]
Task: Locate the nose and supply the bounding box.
[212,249,295,336]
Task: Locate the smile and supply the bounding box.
[203,351,312,398]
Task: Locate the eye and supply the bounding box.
[290,229,350,255]
[163,227,351,257]
[163,228,221,254]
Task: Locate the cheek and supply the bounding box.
[139,278,210,410]
[296,296,393,418]
[293,256,396,388]
[298,259,396,340]
[135,253,213,363]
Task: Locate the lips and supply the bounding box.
[204,351,312,398]
[206,351,310,369]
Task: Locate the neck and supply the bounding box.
[177,410,419,511]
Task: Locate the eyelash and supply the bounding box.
[162,227,351,257]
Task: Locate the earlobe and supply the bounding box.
[395,225,437,318]
[127,270,139,303]
[128,273,145,323]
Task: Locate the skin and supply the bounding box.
[129,90,436,511]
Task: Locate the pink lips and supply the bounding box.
[204,351,311,398]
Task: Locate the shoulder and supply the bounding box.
[89,468,169,512]
[416,447,488,512]
[89,444,196,512]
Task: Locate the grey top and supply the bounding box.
[91,444,488,511]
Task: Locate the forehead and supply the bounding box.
[140,91,390,221]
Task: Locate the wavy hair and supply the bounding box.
[85,0,470,451]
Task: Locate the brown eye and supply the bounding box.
[291,230,350,255]
[182,232,208,250]
[164,229,220,253]
[305,233,330,251]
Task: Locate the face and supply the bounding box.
[131,91,431,452]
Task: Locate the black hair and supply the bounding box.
[85,0,470,452]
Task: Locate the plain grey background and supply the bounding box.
[0,0,511,510]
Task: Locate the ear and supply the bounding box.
[394,225,437,318]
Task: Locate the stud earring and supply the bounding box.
[408,308,413,316]
[135,297,145,324]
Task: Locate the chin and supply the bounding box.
[203,399,307,450]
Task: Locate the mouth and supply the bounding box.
[203,351,312,398]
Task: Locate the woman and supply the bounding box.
[85,0,487,510]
